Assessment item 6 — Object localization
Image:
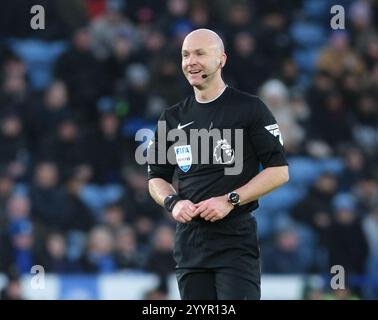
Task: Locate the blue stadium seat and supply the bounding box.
[290,22,327,48]
[79,184,125,221]
[122,117,156,138]
[259,183,306,211]
[286,157,317,186]
[286,156,344,187]
[302,0,330,20]
[292,48,321,73]
[6,38,67,90]
[318,157,344,174]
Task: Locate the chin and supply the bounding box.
[188,78,203,87]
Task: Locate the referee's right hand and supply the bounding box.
[172,200,197,223]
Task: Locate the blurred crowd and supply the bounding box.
[0,0,377,299]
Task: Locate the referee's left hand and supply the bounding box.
[193,195,234,222]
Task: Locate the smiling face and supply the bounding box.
[181,29,226,88]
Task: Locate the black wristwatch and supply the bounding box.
[164,194,181,212]
[227,191,240,208]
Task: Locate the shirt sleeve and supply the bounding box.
[248,98,288,168]
[147,111,176,183]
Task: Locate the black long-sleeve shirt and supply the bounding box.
[148,86,287,218]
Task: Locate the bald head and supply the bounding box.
[181,28,227,87]
[182,29,225,55]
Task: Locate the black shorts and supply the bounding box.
[173,213,261,300]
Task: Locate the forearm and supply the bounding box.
[148,178,177,207]
[235,165,289,205]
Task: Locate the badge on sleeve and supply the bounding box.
[174,145,192,173]
[265,124,284,145]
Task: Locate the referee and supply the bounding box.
[147,29,289,300]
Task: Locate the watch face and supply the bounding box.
[229,192,239,204]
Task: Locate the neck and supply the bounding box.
[194,78,227,103]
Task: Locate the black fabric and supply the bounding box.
[173,214,260,268]
[175,214,261,300]
[148,86,287,218]
[176,269,261,300]
[176,270,217,300]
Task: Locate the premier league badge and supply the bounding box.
[174,145,192,173]
[213,139,235,165]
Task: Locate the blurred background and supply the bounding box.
[0,0,377,300]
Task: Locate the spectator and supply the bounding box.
[37,117,92,181]
[6,194,31,223]
[134,216,156,255]
[349,0,377,57]
[259,79,305,153]
[0,270,23,300]
[325,194,369,276]
[8,219,36,274]
[352,93,378,155]
[338,146,367,192]
[1,194,34,273]
[0,55,31,121]
[121,166,165,223]
[0,114,28,180]
[150,54,185,108]
[29,162,69,230]
[262,226,311,274]
[38,232,77,274]
[89,2,138,60]
[0,173,14,229]
[256,8,294,74]
[188,1,212,30]
[140,30,167,63]
[121,63,152,119]
[354,176,378,214]
[102,203,125,232]
[79,226,117,273]
[28,80,72,151]
[55,28,106,122]
[104,35,138,93]
[114,225,144,269]
[145,224,176,293]
[362,207,378,259]
[64,176,94,232]
[156,0,191,39]
[89,112,124,184]
[307,90,353,148]
[317,31,365,79]
[226,31,270,94]
[223,1,254,43]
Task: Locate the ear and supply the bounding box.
[220,53,227,68]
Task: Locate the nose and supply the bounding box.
[186,54,197,67]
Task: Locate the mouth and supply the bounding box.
[188,70,202,75]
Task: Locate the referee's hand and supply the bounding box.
[193,195,234,222]
[172,200,197,223]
